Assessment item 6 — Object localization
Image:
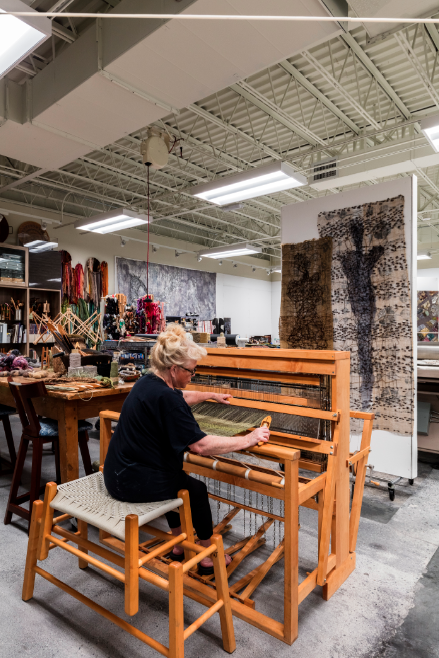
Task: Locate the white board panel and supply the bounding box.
[281,177,417,479]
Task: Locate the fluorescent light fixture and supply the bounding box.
[74,208,150,234]
[0,0,51,79]
[23,239,58,253]
[417,252,432,260]
[272,268,281,273]
[23,239,46,248]
[421,115,439,153]
[190,162,307,206]
[421,217,432,221]
[198,243,263,260]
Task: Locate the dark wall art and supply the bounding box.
[417,290,439,342]
[116,258,217,320]
[318,195,413,435]
[279,237,333,350]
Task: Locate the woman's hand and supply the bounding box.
[246,427,270,447]
[214,393,232,404]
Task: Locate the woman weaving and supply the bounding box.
[104,324,269,574]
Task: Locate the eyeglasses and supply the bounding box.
[178,365,197,376]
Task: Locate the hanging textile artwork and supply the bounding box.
[100,261,109,297]
[417,291,439,342]
[60,251,73,304]
[85,257,102,307]
[318,195,413,435]
[116,258,216,319]
[279,237,333,350]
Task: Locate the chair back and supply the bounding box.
[8,381,47,438]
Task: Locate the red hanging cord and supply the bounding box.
[147,164,150,299]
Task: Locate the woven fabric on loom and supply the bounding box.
[192,402,267,437]
[280,237,333,350]
[318,195,413,435]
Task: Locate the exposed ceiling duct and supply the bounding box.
[347,0,439,39]
[0,0,343,171]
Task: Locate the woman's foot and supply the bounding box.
[198,551,232,575]
[166,545,185,562]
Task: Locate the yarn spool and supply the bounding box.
[69,352,81,369]
[83,365,98,377]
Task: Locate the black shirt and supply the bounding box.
[105,372,206,474]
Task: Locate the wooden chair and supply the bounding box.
[23,474,236,658]
[0,403,17,475]
[4,381,93,531]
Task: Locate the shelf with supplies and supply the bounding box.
[0,240,62,356]
[0,244,28,288]
[28,288,61,357]
[0,284,28,355]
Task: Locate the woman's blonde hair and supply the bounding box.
[150,323,207,373]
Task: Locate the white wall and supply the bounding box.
[216,273,274,337]
[417,268,439,291]
[281,177,417,479]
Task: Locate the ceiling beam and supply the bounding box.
[188,103,282,162]
[0,169,48,194]
[394,31,439,109]
[230,81,327,147]
[300,49,380,130]
[341,32,411,120]
[278,59,360,134]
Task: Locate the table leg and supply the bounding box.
[57,402,79,483]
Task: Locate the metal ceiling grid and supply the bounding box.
[3,16,439,261]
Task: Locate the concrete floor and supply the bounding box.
[1,415,439,658]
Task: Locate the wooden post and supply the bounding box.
[100,412,114,466]
[168,562,184,658]
[22,500,44,601]
[125,514,139,616]
[317,450,337,586]
[178,489,196,562]
[57,401,79,483]
[37,482,57,561]
[349,416,373,552]
[211,534,236,654]
[323,356,351,600]
[283,457,299,645]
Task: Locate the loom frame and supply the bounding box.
[98,347,372,646]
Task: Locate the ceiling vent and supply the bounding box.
[311,159,337,183]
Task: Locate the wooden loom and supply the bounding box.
[99,348,372,646]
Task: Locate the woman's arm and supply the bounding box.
[183,391,232,406]
[188,426,269,456]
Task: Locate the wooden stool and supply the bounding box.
[23,473,236,658]
[0,403,17,475]
[4,381,93,531]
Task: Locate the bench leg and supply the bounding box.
[125,514,139,616]
[211,534,236,654]
[169,562,184,658]
[178,489,196,562]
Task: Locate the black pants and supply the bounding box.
[104,459,213,540]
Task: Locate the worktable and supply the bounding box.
[0,378,134,482]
